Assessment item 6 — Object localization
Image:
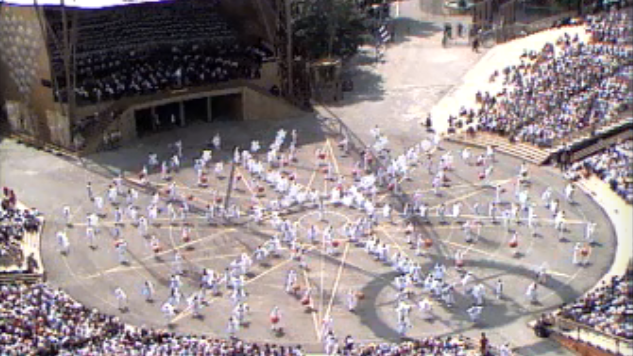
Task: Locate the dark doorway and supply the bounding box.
[135,108,153,137]
[155,102,181,129]
[184,98,209,123]
[211,94,243,121]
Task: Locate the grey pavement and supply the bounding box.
[336,0,482,149]
[0,2,621,354]
[0,129,615,354]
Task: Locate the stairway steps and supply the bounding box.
[454,139,546,157]
[80,112,119,155]
[447,132,550,165]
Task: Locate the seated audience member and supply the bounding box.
[558,273,633,340]
[565,140,633,203]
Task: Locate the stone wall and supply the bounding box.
[242,86,304,121]
[0,5,66,146]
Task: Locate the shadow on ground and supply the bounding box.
[390,17,444,44]
[85,114,328,175]
[358,257,581,342]
[330,64,386,107]
[324,18,446,108]
[512,337,570,356]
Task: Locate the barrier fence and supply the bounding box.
[553,315,633,355]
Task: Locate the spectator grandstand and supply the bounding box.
[586,6,633,45]
[0,2,630,356]
[0,188,41,272]
[556,272,633,340]
[45,0,273,105]
[465,7,633,149]
[565,139,633,203]
[0,282,493,355]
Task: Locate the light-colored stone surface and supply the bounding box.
[578,176,632,282]
[0,1,627,354]
[322,3,627,354]
[560,176,633,355]
[326,0,482,148]
[242,86,305,121]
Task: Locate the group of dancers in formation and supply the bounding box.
[53,123,599,350]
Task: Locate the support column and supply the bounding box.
[150,106,157,131]
[179,101,185,127]
[241,92,247,121]
[206,96,213,122]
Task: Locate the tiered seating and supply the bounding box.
[557,273,633,340]
[0,282,502,355]
[565,139,633,203]
[462,7,632,149]
[45,0,273,106]
[69,42,264,103]
[586,6,633,45]
[47,0,234,65]
[0,188,41,273]
[73,3,234,54]
[569,120,633,162]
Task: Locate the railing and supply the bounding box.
[551,121,601,150]
[571,125,633,162]
[0,272,44,285]
[493,9,578,44]
[549,113,633,156]
[552,315,633,355]
[498,0,633,45]
[550,103,633,149]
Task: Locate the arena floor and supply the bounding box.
[0,3,620,352]
[24,116,615,351]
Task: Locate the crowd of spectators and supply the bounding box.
[46,0,274,105]
[587,4,633,45]
[0,282,500,355]
[557,272,633,340]
[0,188,40,269]
[463,7,632,148]
[64,42,268,104]
[565,139,633,203]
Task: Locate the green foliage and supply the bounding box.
[292,0,371,60]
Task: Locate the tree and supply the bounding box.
[292,0,372,60]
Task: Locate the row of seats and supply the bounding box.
[566,139,633,203]
[56,42,268,105]
[46,0,232,60]
[463,7,632,149]
[0,282,501,355]
[44,0,274,108]
[556,272,633,340]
